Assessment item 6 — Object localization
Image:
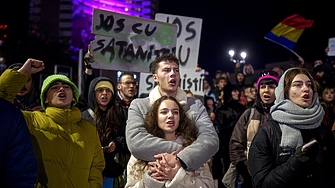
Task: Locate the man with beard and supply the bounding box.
[7,63,42,111]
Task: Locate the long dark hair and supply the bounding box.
[131,96,198,179]
[94,82,122,145]
[143,96,198,148]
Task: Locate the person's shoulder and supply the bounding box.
[186,96,204,108]
[0,98,18,112]
[131,97,149,104]
[186,96,196,102]
[129,97,150,111]
[79,117,97,129]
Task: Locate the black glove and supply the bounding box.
[83,52,93,69]
[236,161,251,187]
[295,139,320,162]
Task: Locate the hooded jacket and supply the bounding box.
[0,69,105,188]
[248,68,335,188]
[82,76,127,178]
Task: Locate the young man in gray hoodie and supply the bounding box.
[126,53,219,174]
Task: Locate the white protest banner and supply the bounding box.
[155,13,202,70]
[328,37,335,56]
[89,9,177,72]
[138,69,205,97]
[138,72,155,97]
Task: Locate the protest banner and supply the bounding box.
[138,69,205,97]
[155,13,202,70]
[328,37,335,56]
[89,9,177,72]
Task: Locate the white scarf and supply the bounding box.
[149,86,187,106]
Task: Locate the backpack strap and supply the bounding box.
[87,108,95,119]
[247,108,254,125]
[245,108,255,159]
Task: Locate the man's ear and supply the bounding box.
[117,83,121,90]
[152,74,158,82]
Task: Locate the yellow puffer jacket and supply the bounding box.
[0,69,105,188]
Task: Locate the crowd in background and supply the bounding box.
[1,45,335,188]
[199,46,335,188]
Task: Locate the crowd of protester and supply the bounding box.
[201,47,335,188]
[1,46,335,188]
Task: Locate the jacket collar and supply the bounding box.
[45,107,82,125]
[149,86,187,106]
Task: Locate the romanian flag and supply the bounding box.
[265,14,314,50]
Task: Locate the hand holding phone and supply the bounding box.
[302,139,318,152]
[296,139,319,162]
[102,146,110,150]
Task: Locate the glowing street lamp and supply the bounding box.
[228,50,247,63]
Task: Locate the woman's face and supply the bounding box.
[157,99,180,135]
[231,89,240,101]
[288,74,313,108]
[323,89,335,103]
[95,87,113,111]
[259,84,276,104]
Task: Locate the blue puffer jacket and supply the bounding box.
[0,98,38,187]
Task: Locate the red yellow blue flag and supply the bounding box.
[265,14,314,51]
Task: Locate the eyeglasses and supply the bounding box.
[259,71,279,77]
[120,81,136,86]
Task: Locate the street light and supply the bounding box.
[228,50,247,63]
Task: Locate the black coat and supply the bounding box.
[249,119,335,188]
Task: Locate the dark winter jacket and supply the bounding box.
[0,98,38,187]
[249,118,335,188]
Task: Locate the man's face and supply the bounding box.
[44,82,74,109]
[244,87,256,101]
[117,75,136,101]
[17,75,32,97]
[272,67,283,77]
[152,61,180,96]
[217,79,227,89]
[237,73,244,83]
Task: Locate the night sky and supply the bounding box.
[158,0,335,76]
[1,0,334,77]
